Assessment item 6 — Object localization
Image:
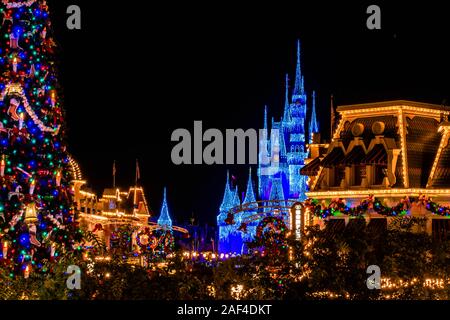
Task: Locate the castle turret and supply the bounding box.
[158,188,172,228]
[309,91,319,144]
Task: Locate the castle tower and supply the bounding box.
[217,171,242,254]
[283,39,309,200]
[219,40,318,253]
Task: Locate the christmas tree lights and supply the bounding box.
[0,0,83,278]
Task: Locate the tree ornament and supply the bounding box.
[1,10,13,26]
[2,0,37,9]
[2,241,8,259]
[9,31,22,50]
[7,211,23,230]
[50,90,57,107]
[0,155,5,177]
[24,264,30,279]
[37,86,45,97]
[28,64,36,78]
[7,98,20,121]
[8,185,24,201]
[24,202,38,225]
[0,123,7,134]
[29,179,35,195]
[55,170,61,186]
[40,26,47,41]
[19,112,24,130]
[28,224,41,247]
[12,56,18,73]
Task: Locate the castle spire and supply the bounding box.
[264,105,268,131]
[309,91,319,144]
[293,39,304,98]
[283,74,290,122]
[243,167,257,206]
[158,187,172,228]
[219,171,233,212]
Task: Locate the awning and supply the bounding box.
[321,147,345,168]
[341,146,366,166]
[361,144,387,165]
[300,157,321,176]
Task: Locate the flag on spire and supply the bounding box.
[113,160,116,188]
[136,159,141,182]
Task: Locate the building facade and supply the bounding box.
[301,100,450,238]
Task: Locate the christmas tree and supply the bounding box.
[0,0,82,278]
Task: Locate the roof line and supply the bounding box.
[337,100,450,112]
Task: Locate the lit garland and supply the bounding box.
[2,0,37,9]
[0,83,61,134]
[305,195,450,218]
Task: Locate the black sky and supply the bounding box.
[47,0,450,226]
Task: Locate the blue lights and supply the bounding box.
[19,233,30,247]
[218,40,319,254]
[158,187,172,228]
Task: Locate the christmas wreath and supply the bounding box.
[254,216,288,255]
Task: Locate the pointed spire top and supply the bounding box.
[293,39,304,97]
[243,167,257,209]
[283,74,290,121]
[220,171,233,212]
[309,91,319,144]
[311,91,319,131]
[264,105,268,130]
[158,187,172,227]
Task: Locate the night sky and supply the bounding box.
[47,1,450,227]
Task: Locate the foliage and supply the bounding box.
[2,218,450,300]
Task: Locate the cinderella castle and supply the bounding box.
[217,41,320,254]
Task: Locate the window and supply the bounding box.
[433,219,450,241]
[374,165,387,185]
[333,166,345,187]
[354,165,366,186]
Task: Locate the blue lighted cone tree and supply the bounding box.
[0,0,83,278]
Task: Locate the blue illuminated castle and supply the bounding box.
[217,40,320,254]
